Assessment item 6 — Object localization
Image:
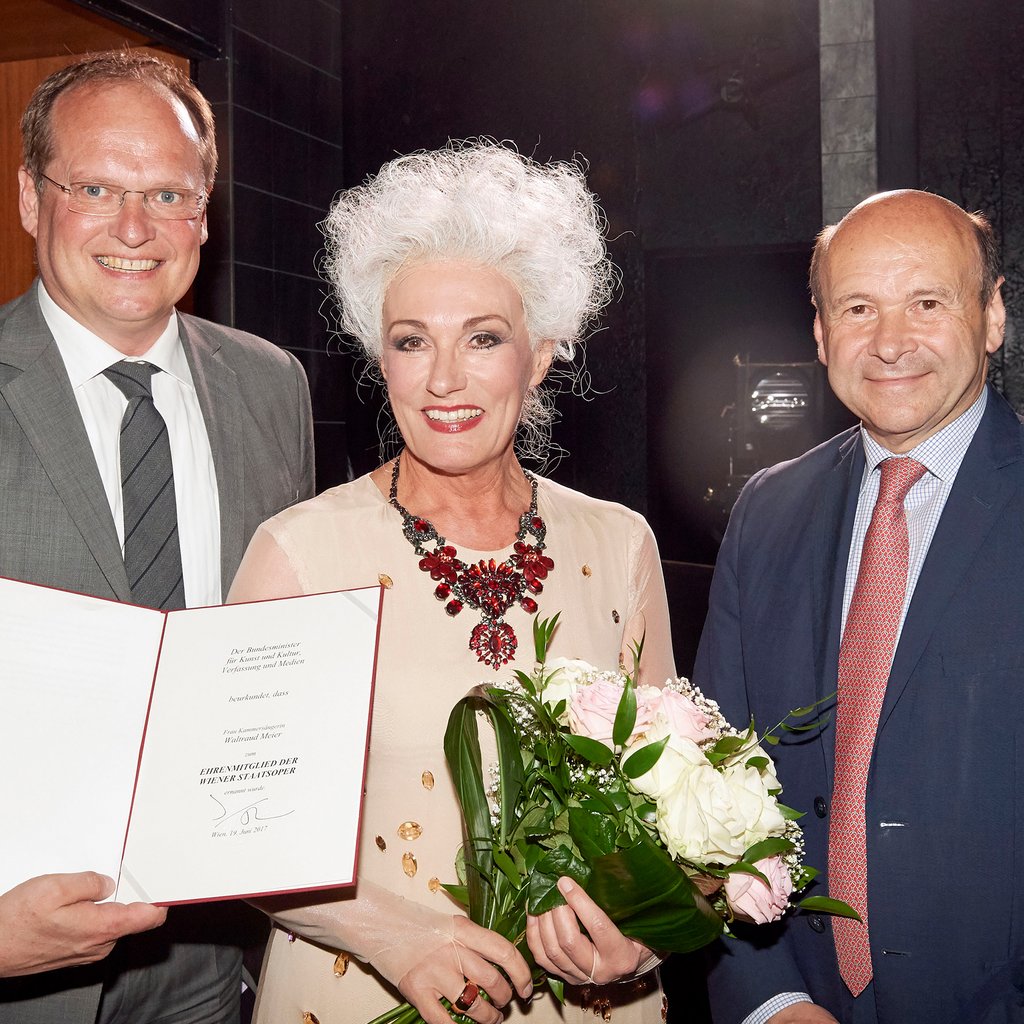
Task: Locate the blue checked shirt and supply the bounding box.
[738,389,987,1024]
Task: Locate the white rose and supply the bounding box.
[737,743,782,795]
[538,657,595,720]
[625,726,705,802]
[653,758,787,865]
[719,761,787,852]
[655,761,745,862]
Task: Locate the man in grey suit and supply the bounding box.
[0,51,314,1022]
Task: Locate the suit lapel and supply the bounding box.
[810,431,863,781]
[179,315,243,600]
[879,392,1023,728]
[0,291,129,599]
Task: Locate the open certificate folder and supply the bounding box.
[0,577,382,905]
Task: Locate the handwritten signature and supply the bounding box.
[210,795,294,830]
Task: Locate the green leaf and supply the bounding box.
[444,688,528,928]
[724,861,770,886]
[712,734,747,755]
[536,767,569,803]
[492,849,522,887]
[444,696,495,926]
[513,669,536,696]
[621,735,669,779]
[776,802,805,821]
[744,755,769,772]
[517,842,545,873]
[790,864,819,892]
[578,783,630,814]
[788,702,823,718]
[519,805,555,836]
[490,706,526,844]
[527,846,592,914]
[612,675,637,748]
[568,807,618,859]
[797,895,861,921]
[564,733,615,765]
[741,836,794,862]
[442,883,469,909]
[628,632,646,678]
[584,830,723,953]
[537,741,562,768]
[780,718,830,733]
[533,613,561,664]
[547,977,565,1005]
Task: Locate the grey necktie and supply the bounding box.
[103,361,186,610]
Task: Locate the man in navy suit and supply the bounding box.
[695,189,1023,1024]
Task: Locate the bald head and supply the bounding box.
[809,188,1006,453]
[810,190,999,312]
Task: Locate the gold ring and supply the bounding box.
[454,981,479,1012]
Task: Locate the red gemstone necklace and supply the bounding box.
[388,453,554,670]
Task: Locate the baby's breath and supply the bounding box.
[485,763,501,830]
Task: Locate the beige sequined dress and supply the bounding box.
[228,473,676,1024]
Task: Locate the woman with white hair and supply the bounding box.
[231,141,675,1024]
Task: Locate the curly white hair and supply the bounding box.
[321,139,616,363]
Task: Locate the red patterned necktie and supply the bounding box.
[829,456,926,996]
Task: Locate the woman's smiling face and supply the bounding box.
[380,261,553,476]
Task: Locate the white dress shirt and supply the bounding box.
[38,282,222,607]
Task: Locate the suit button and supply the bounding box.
[814,796,827,818]
[808,915,825,933]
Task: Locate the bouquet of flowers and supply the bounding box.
[373,615,854,1022]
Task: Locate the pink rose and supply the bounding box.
[568,680,658,745]
[654,688,715,744]
[723,855,794,924]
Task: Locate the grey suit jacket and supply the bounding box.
[0,285,315,1022]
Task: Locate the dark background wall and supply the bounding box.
[193,1,347,491]
[905,0,1024,407]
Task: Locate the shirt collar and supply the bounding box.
[859,387,988,484]
[37,281,193,389]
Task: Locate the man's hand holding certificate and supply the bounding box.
[0,577,381,905]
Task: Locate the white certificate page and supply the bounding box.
[0,577,164,893]
[119,587,381,904]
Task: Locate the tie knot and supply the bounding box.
[877,456,927,505]
[103,360,158,400]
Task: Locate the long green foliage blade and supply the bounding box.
[584,830,723,953]
[444,695,495,927]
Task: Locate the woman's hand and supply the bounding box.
[526,877,653,986]
[397,916,533,1024]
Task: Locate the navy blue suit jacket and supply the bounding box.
[694,386,1024,1024]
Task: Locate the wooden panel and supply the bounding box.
[0,0,148,63]
[0,47,189,305]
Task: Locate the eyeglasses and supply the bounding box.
[39,173,207,221]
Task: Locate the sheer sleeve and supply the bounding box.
[253,881,456,988]
[230,524,463,988]
[227,524,306,602]
[621,515,676,688]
